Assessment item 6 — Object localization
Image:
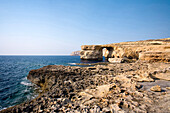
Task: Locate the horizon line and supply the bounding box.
[0,54,70,56]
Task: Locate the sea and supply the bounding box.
[0,56,101,110]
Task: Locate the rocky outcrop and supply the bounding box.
[1,61,170,113]
[80,45,103,60]
[139,51,170,62]
[80,38,170,62]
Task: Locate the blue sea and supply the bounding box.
[0,56,87,110]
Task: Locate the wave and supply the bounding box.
[68,63,76,65]
[20,81,32,86]
[0,105,14,111]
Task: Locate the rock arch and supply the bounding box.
[80,38,170,62]
[102,47,114,60]
[80,45,114,61]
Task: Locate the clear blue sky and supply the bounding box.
[0,0,170,55]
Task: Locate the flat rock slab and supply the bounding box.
[139,80,170,92]
[152,72,170,81]
[108,58,126,63]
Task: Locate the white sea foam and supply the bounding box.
[22,77,27,80]
[21,81,32,86]
[0,105,14,111]
[68,63,76,65]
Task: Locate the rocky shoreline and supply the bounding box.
[1,61,170,113]
[1,38,170,113]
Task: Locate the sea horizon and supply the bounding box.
[0,54,71,56]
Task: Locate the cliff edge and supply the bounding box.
[80,38,170,62]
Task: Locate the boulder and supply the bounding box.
[150,85,162,92]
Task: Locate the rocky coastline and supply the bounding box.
[1,38,170,113]
[1,61,169,113]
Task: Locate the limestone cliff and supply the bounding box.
[80,38,170,62]
[70,51,80,56]
[1,38,170,113]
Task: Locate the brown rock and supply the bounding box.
[150,85,162,92]
[139,51,170,62]
[2,57,170,113]
[80,38,170,62]
[166,87,170,90]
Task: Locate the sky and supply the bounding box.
[0,0,170,55]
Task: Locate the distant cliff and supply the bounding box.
[71,51,80,56]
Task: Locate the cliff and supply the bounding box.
[70,51,80,56]
[80,38,170,62]
[1,38,170,113]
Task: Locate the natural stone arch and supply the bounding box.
[102,47,114,61]
[80,45,114,61]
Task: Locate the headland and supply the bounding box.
[1,38,170,113]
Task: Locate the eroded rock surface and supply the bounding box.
[1,62,170,113]
[80,45,103,60]
[139,51,170,62]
